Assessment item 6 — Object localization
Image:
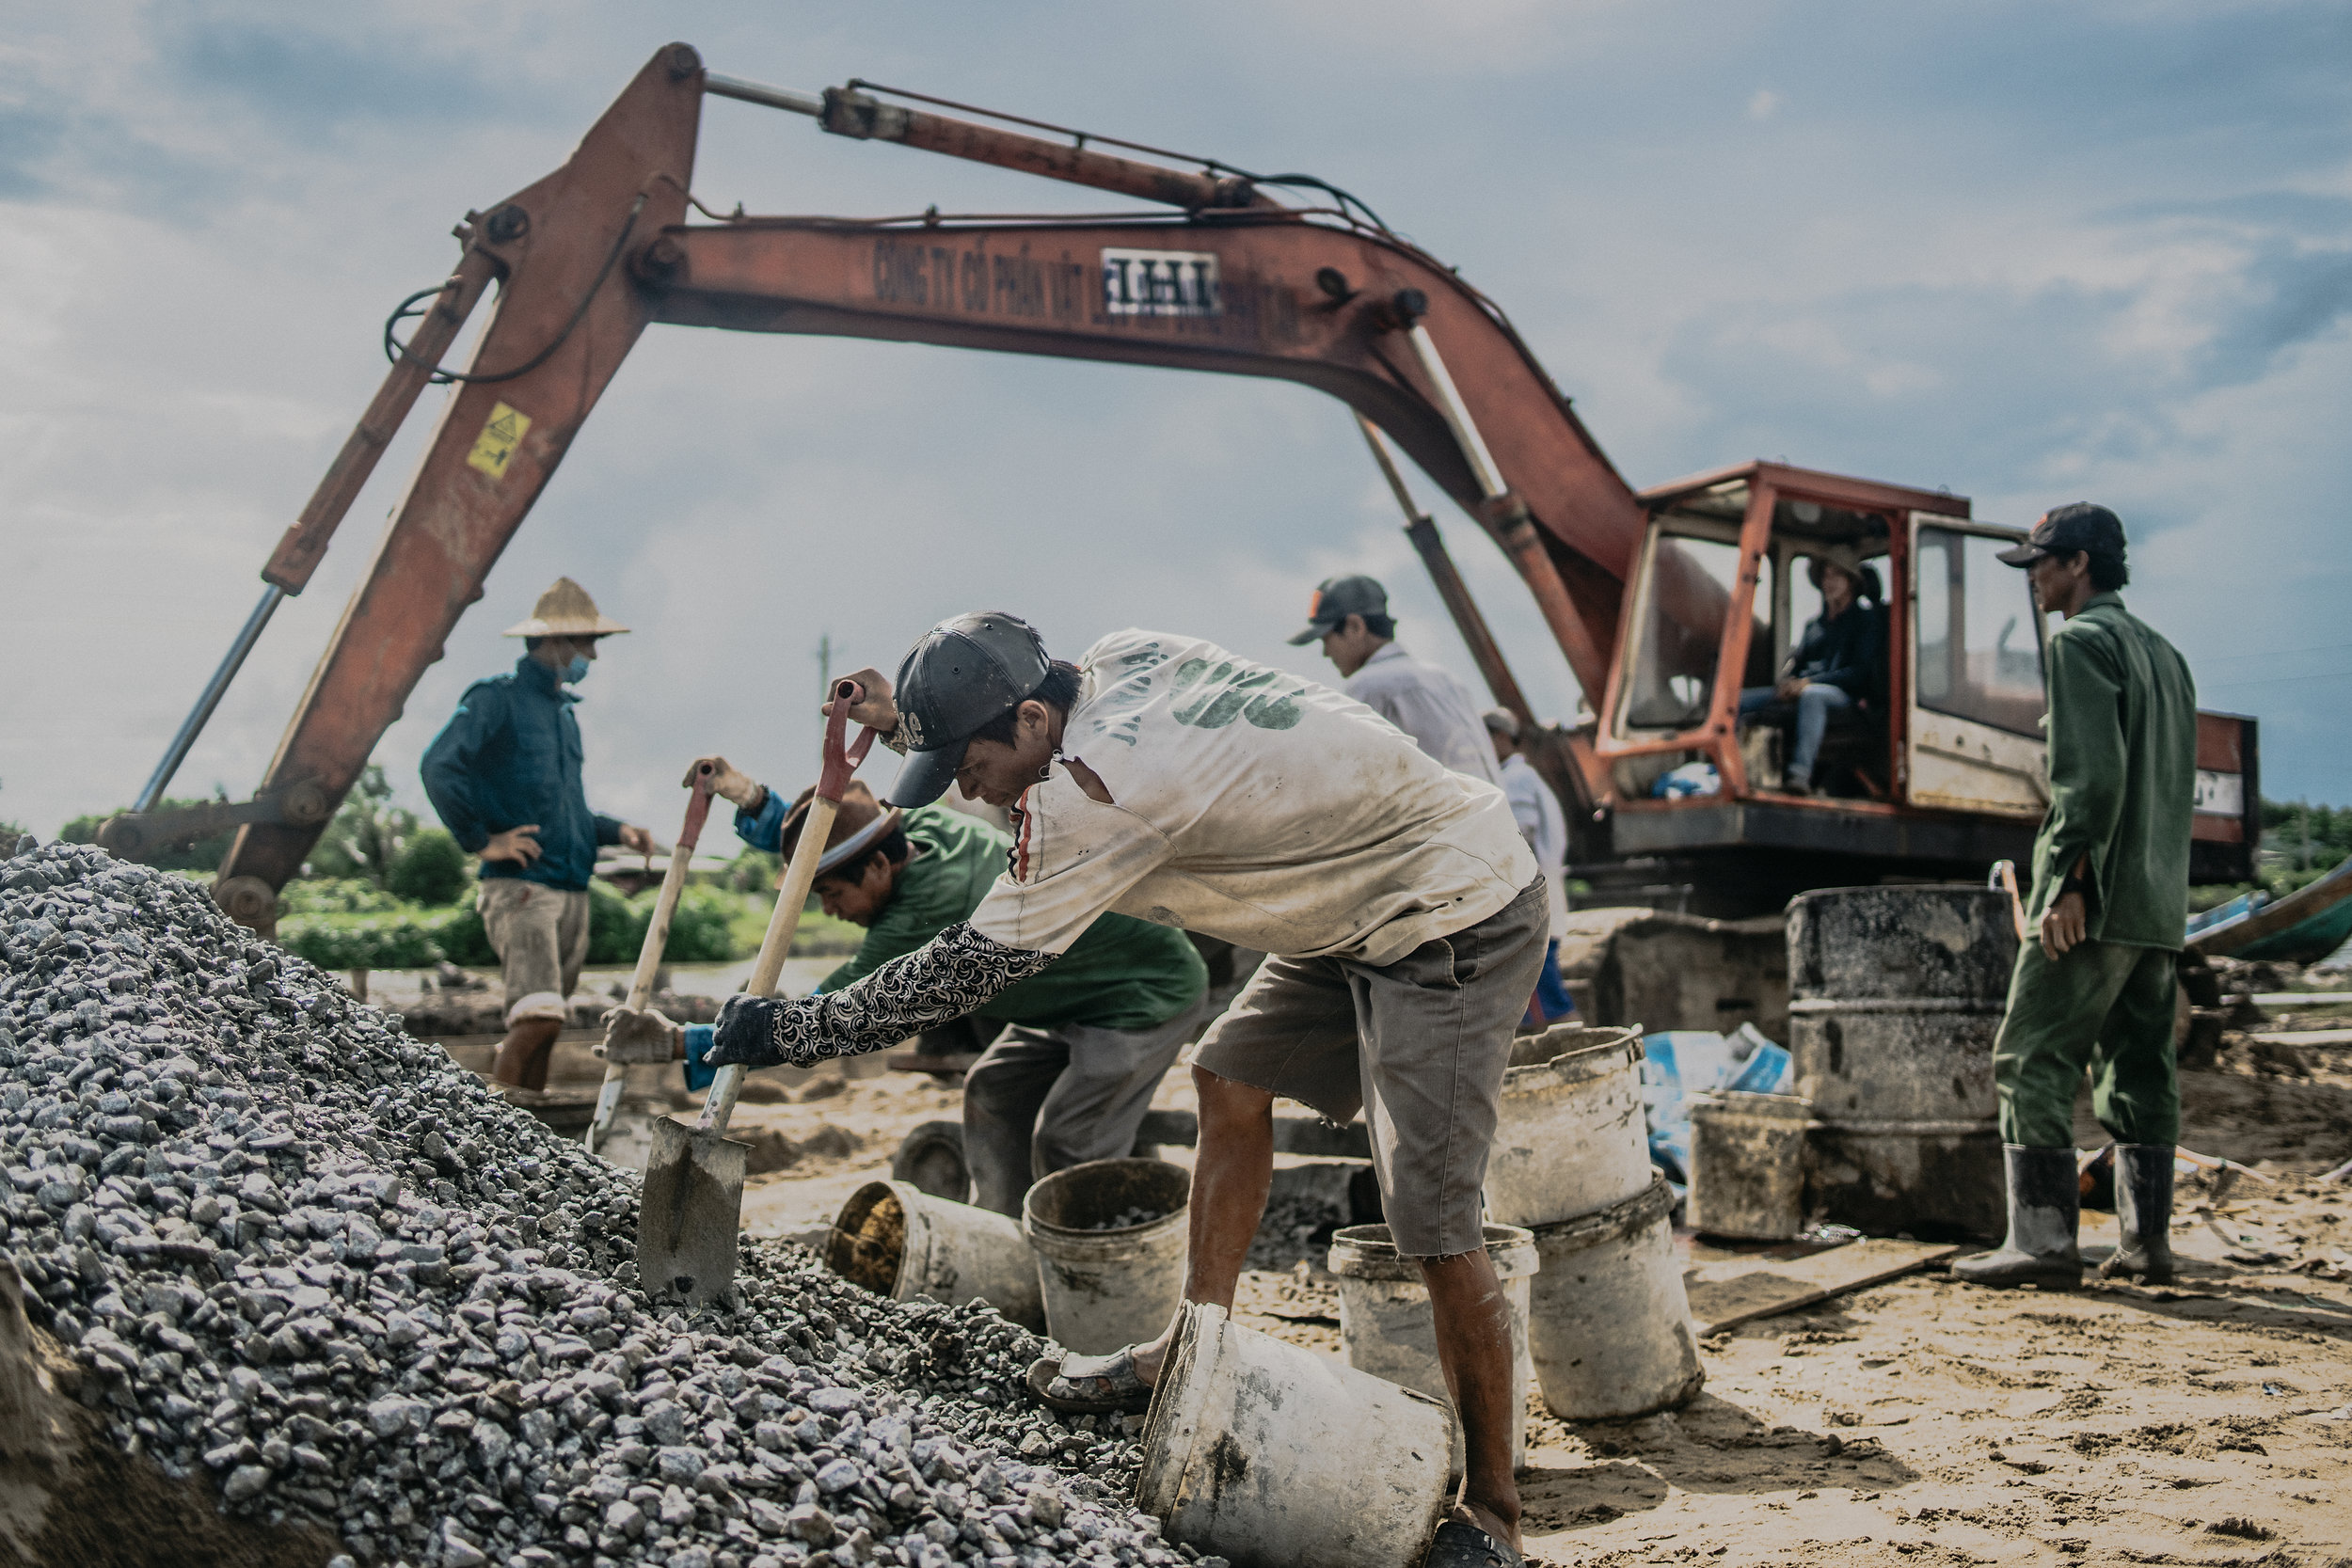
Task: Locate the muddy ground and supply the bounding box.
[399,966,2352,1566]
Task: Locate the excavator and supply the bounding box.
[102,44,2259,939]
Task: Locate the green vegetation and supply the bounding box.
[59,794,236,871]
[2188,796,2352,914]
[307,766,418,884]
[387,827,469,905]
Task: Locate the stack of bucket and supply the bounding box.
[823,1156,1195,1353]
[1787,885,2016,1240]
[1486,1022,1704,1419]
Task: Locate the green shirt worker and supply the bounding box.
[692,763,1207,1219]
[1954,504,2196,1291]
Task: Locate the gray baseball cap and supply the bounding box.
[885,611,1052,808]
[1286,574,1390,645]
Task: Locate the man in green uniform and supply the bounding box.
[1955,504,2197,1289]
[695,759,1208,1216]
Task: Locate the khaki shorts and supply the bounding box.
[1187,879,1549,1259]
[477,879,591,1026]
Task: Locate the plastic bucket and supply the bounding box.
[1687,1092,1814,1241]
[1526,1175,1704,1419]
[1327,1223,1538,1472]
[1486,1022,1649,1229]
[1137,1303,1456,1568]
[825,1180,1044,1332]
[1021,1158,1191,1354]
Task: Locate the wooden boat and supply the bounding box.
[2186,856,2352,963]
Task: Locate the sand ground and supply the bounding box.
[409,965,2352,1565]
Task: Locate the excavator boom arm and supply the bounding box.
[211,47,1642,910]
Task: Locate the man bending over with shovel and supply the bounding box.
[706,612,1544,1568]
[674,766,1209,1217]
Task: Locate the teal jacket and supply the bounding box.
[421,657,623,892]
[2029,593,2198,950]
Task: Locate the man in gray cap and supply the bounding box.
[1291,574,1501,785]
[1736,545,1884,795]
[1954,504,2196,1290]
[709,612,1546,1568]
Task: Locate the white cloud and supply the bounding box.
[1747,88,1781,120]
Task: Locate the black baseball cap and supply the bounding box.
[1286,574,1390,645]
[884,611,1053,808]
[1996,503,2127,567]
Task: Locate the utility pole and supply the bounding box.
[816,632,833,701]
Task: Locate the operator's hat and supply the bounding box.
[884,611,1054,809]
[777,780,905,876]
[502,577,630,638]
[1286,574,1389,645]
[1995,503,2128,567]
[1481,706,1521,740]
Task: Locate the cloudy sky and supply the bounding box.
[3,1,2347,846]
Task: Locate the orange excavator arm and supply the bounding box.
[198,44,1646,923]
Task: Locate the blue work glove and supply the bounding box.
[709,993,787,1069]
[680,1024,717,1093]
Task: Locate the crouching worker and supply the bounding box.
[703,613,1545,1568]
[636,761,1209,1218]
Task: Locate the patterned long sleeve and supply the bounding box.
[708,924,1057,1069]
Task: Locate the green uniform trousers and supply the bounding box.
[1992,938,2180,1149]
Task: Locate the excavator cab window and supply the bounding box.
[1913,524,2046,736]
[1614,521,1748,733]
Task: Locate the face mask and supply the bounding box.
[562,655,591,684]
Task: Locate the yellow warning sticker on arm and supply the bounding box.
[467,402,532,479]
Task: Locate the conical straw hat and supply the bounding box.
[502,577,631,638]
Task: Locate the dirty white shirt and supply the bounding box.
[966,629,1536,968]
[1341,641,1503,787]
[1500,751,1570,939]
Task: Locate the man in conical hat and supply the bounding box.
[421,578,655,1088]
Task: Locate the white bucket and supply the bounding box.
[826,1180,1045,1332]
[1326,1223,1538,1473]
[1137,1303,1456,1568]
[1485,1022,1649,1229]
[1526,1175,1704,1420]
[1021,1158,1191,1355]
[1688,1092,1814,1241]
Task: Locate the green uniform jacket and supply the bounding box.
[2027,592,2197,950]
[821,806,1207,1031]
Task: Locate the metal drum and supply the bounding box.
[1787,885,2017,1240]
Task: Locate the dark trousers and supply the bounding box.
[1993,939,2180,1148]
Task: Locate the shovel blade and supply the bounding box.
[637,1116,750,1307]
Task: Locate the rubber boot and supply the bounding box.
[492,1017,564,1090]
[2098,1144,2176,1284]
[1951,1145,2082,1289]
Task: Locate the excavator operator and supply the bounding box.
[701,611,1546,1568]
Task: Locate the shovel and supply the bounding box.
[587,762,719,1155]
[637,681,877,1306]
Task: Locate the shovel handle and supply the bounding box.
[1989,860,2029,943]
[590,765,720,1153]
[628,766,720,1011]
[698,684,879,1136]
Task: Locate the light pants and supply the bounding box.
[1739,684,1854,784]
[961,1003,1204,1217]
[1993,939,2180,1149]
[477,879,591,1026]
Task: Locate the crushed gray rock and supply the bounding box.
[0,843,1197,1567]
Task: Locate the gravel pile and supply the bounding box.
[0,844,1212,1568]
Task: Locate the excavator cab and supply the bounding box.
[1586,460,2256,910]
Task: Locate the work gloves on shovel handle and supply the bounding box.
[710,993,795,1070]
[687,756,766,812]
[597,1006,684,1065]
